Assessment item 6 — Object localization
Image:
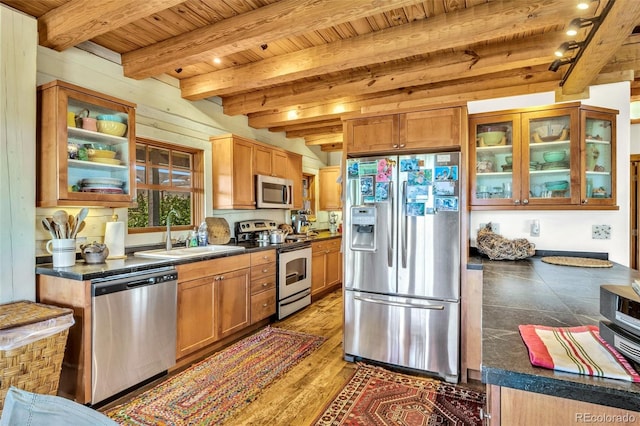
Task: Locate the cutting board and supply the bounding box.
[205,217,231,244]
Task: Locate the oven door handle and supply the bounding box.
[280,289,311,307]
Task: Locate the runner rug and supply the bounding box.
[314,363,485,426]
[105,326,325,425]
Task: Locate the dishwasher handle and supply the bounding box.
[92,271,177,297]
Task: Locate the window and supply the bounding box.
[128,138,204,232]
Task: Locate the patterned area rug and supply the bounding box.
[105,326,325,425]
[314,363,485,426]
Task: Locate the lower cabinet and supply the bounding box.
[176,254,251,360]
[486,385,640,425]
[311,238,342,296]
[461,267,482,382]
[250,250,277,324]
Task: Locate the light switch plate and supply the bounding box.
[592,224,611,240]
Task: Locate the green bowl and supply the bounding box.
[544,180,568,191]
[543,151,566,163]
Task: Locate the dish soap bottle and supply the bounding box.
[189,227,198,247]
[197,222,209,246]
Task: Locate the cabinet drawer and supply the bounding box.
[250,250,276,266]
[251,278,276,295]
[251,288,276,323]
[251,263,276,282]
[313,239,341,253]
[176,253,250,282]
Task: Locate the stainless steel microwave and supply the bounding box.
[256,174,293,209]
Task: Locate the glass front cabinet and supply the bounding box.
[469,102,617,209]
[37,80,136,207]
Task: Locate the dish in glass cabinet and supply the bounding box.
[90,157,122,165]
[80,177,124,187]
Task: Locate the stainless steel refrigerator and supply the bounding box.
[343,152,461,383]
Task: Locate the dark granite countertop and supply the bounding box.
[480,256,640,412]
[36,232,341,281]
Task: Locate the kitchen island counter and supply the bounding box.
[479,256,640,413]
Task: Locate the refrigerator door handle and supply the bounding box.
[388,180,394,267]
[354,295,445,310]
[401,181,407,268]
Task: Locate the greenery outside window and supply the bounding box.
[128,138,204,232]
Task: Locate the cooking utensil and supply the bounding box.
[41,218,57,239]
[52,210,69,238]
[71,208,89,238]
[269,229,289,244]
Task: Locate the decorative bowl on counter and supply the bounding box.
[80,242,109,264]
[544,180,569,191]
[97,120,127,137]
[542,150,566,163]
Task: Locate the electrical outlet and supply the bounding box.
[530,220,540,237]
[592,224,611,240]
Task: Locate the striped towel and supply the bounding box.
[518,325,640,382]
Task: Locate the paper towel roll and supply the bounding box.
[104,221,125,258]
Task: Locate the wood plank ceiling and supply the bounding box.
[4,0,640,151]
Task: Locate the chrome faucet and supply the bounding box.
[166,209,180,250]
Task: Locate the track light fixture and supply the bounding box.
[549,58,575,72]
[554,41,584,58]
[566,17,600,36]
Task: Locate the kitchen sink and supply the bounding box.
[134,245,245,259]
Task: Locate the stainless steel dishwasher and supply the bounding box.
[91,266,177,404]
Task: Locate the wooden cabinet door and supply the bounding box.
[216,268,251,339]
[212,135,256,209]
[319,166,342,210]
[272,149,288,178]
[177,276,216,359]
[311,245,327,296]
[232,139,256,208]
[254,144,273,176]
[286,152,303,209]
[325,245,341,287]
[345,115,399,154]
[399,107,462,151]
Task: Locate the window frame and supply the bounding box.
[128,137,204,234]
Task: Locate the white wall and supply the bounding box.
[0,5,37,302]
[468,82,631,265]
[34,45,330,251]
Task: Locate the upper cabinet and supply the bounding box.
[37,80,136,207]
[469,102,617,210]
[319,166,342,211]
[211,134,256,209]
[210,133,304,210]
[345,106,465,156]
[286,152,303,210]
[254,144,288,178]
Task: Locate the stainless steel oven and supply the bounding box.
[277,244,312,319]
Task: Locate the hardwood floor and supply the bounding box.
[101,288,482,424]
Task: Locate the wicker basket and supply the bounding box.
[0,301,74,413]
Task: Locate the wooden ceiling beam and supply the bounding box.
[181,0,572,100]
[38,0,182,51]
[560,0,640,96]
[222,32,565,115]
[248,66,561,128]
[320,143,343,152]
[305,134,343,146]
[122,0,423,80]
[286,125,344,138]
[269,119,343,134]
